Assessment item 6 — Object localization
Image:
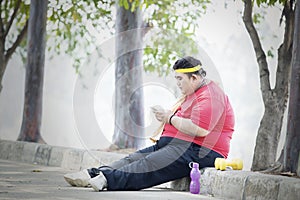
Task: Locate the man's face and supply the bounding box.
[175,72,194,95]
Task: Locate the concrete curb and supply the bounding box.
[0,140,125,170]
[200,168,300,200]
[1,139,299,200]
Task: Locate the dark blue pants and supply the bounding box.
[88,137,223,191]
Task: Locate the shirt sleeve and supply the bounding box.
[191,96,225,131]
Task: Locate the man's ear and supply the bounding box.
[191,74,199,80]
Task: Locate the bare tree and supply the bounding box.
[242,0,295,171]
[283,0,300,175]
[17,0,47,142]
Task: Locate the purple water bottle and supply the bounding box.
[189,162,200,194]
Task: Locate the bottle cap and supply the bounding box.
[189,162,199,168]
[193,162,199,168]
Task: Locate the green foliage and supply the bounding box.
[0,0,30,62]
[253,13,264,24]
[47,0,113,71]
[118,0,143,12]
[1,0,113,71]
[50,0,209,75]
[250,0,289,61]
[4,0,209,76]
[255,0,287,7]
[141,0,210,76]
[267,47,274,58]
[117,0,210,76]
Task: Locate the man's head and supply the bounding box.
[173,56,207,95]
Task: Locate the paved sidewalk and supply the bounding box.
[1,140,300,199]
[0,159,217,200]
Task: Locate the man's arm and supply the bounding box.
[169,115,209,137]
[152,105,209,137]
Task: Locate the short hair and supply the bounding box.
[172,56,206,78]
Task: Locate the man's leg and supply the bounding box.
[88,137,174,178]
[64,143,160,187]
[110,143,160,169]
[93,140,223,191]
[87,142,160,178]
[99,142,193,190]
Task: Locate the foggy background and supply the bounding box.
[0,1,286,170]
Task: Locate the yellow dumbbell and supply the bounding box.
[214,158,243,170]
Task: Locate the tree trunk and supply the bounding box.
[283,0,300,175]
[0,1,7,94]
[113,1,144,149]
[243,0,294,171]
[17,0,47,143]
[0,54,6,94]
[0,9,7,94]
[252,92,288,170]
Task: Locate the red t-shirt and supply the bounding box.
[161,81,235,158]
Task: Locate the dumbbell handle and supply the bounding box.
[214,158,243,170]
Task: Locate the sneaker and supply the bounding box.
[64,169,91,187]
[88,172,107,191]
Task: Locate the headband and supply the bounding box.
[174,65,201,73]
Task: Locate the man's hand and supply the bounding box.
[151,105,172,123]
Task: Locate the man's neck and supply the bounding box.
[194,78,206,92]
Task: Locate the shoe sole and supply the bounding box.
[88,174,107,192]
[90,184,101,192]
[64,176,90,187]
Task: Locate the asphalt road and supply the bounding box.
[0,159,218,200]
